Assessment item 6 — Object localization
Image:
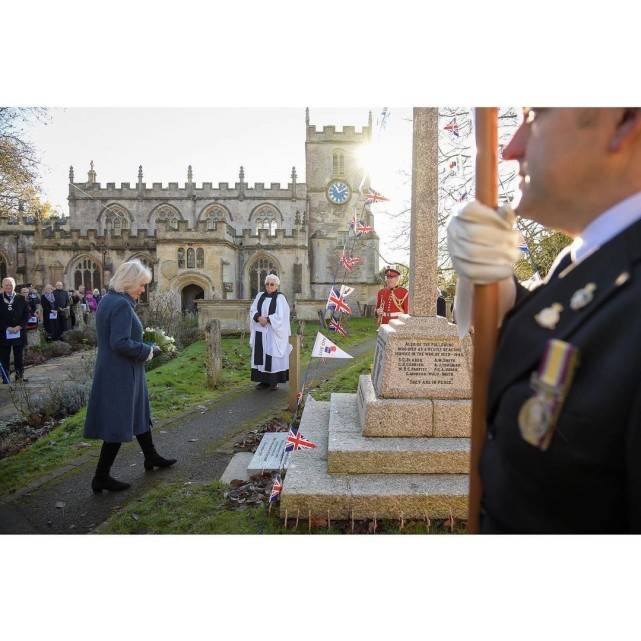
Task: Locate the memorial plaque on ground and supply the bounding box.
[247,433,291,475]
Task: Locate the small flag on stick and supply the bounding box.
[285,426,317,452]
[269,475,283,503]
[365,189,389,204]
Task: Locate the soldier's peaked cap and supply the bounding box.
[384,267,401,277]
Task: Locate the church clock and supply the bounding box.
[326,180,351,205]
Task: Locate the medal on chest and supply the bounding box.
[518,339,580,450]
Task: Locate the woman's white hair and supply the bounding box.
[2,277,16,289]
[109,259,152,293]
[264,273,280,286]
[44,284,53,293]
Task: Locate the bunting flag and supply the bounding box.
[378,107,390,130]
[340,252,362,272]
[519,243,530,254]
[269,475,283,503]
[326,287,352,315]
[285,426,317,452]
[365,188,389,204]
[328,317,348,337]
[311,332,353,359]
[444,118,459,137]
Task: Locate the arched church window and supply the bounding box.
[0,255,7,282]
[202,206,228,229]
[133,255,154,303]
[155,205,181,231]
[333,151,345,176]
[196,248,204,269]
[249,257,277,299]
[104,205,130,233]
[253,205,280,236]
[177,248,185,269]
[187,248,195,269]
[73,256,101,292]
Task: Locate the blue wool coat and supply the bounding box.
[84,291,153,442]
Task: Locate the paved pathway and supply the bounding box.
[0,338,375,534]
[0,350,95,422]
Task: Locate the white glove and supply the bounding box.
[447,201,521,338]
[146,347,154,362]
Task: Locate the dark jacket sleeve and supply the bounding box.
[514,275,531,306]
[108,301,152,362]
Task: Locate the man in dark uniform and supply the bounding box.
[448,108,641,533]
[0,277,30,382]
[375,267,409,325]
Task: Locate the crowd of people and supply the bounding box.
[0,278,107,382]
[22,282,106,341]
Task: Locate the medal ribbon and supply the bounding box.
[538,339,579,391]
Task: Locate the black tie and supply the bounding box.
[548,248,573,280]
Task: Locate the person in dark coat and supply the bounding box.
[53,282,70,333]
[84,259,176,494]
[0,277,30,382]
[447,107,641,533]
[41,284,60,340]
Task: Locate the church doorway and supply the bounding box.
[181,284,204,313]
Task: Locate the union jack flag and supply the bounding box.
[269,475,283,503]
[444,118,459,137]
[365,189,389,204]
[326,287,352,315]
[340,253,362,271]
[285,426,317,452]
[328,317,348,337]
[354,220,373,235]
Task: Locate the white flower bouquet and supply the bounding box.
[143,327,178,358]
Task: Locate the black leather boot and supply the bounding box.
[137,430,177,471]
[92,442,131,494]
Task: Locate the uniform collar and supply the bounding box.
[570,191,641,264]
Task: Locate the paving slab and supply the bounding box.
[220,452,254,484]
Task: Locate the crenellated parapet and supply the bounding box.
[35,226,156,249]
[237,227,307,248]
[155,220,236,243]
[69,180,308,201]
[305,123,372,143]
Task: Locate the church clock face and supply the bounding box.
[326,180,351,205]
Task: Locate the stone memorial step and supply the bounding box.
[280,399,469,520]
[328,393,469,474]
[357,375,471,438]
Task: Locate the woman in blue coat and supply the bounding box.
[84,260,176,493]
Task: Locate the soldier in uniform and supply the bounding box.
[447,107,641,533]
[376,267,409,325]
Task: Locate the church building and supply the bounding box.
[0,110,381,315]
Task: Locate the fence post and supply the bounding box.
[288,335,301,413]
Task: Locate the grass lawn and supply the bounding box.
[0,317,377,497]
[100,480,465,535]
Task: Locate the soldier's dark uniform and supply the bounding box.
[481,217,641,533]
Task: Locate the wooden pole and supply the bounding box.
[288,335,301,413]
[467,108,499,534]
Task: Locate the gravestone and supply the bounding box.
[205,319,222,388]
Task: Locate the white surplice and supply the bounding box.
[249,291,292,379]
